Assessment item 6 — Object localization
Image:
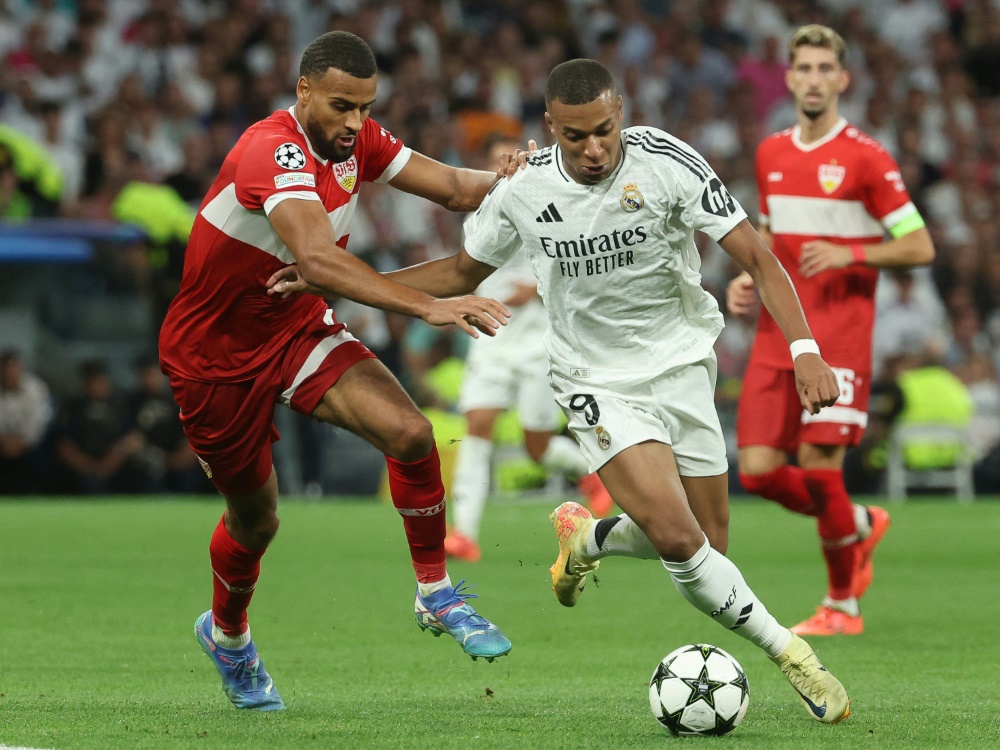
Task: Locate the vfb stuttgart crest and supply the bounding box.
[333,155,358,192]
[274,142,306,170]
[819,162,845,194]
[620,182,644,212]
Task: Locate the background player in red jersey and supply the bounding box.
[727,25,935,636]
[158,31,525,711]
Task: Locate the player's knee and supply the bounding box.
[645,522,706,563]
[227,509,280,549]
[385,413,435,462]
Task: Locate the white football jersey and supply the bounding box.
[464,126,747,387]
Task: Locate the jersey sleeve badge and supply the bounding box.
[274,142,307,170]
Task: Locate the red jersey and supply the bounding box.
[750,118,920,371]
[159,107,409,382]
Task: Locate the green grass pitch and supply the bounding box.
[1,496,999,749]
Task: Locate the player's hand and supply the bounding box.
[799,240,852,278]
[421,295,511,338]
[793,353,841,415]
[726,272,757,316]
[496,139,538,180]
[266,264,324,299]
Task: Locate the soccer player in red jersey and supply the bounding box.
[159,32,522,710]
[727,25,935,636]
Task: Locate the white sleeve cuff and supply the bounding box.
[374,146,412,184]
[263,190,322,215]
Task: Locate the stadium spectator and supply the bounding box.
[372,57,850,725]
[727,25,935,637]
[53,359,145,495]
[0,350,52,495]
[159,31,520,712]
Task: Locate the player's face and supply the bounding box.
[786,46,849,120]
[545,91,623,185]
[296,68,377,162]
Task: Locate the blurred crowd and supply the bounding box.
[2,0,999,495]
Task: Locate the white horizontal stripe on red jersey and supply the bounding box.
[278,328,360,406]
[766,194,884,239]
[203,182,364,255]
[800,405,869,428]
[201,183,298,263]
[263,191,359,240]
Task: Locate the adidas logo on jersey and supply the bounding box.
[536,203,563,223]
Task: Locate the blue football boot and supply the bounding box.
[194,611,285,711]
[414,581,512,662]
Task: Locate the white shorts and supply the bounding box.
[458,352,561,432]
[550,355,728,476]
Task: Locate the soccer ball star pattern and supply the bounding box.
[649,643,750,737]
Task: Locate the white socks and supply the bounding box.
[213,624,252,648]
[824,595,861,617]
[585,514,659,560]
[451,435,493,540]
[662,538,792,658]
[417,574,452,597]
[540,435,590,477]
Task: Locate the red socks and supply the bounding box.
[210,515,265,636]
[385,444,447,584]
[740,465,817,516]
[804,469,858,601]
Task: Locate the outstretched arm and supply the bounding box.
[266,198,508,337]
[719,219,839,413]
[385,248,497,298]
[389,142,536,212]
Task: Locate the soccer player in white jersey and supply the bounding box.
[727,25,935,637]
[274,58,853,724]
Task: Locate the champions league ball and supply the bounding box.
[648,644,750,737]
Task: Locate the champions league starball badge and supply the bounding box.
[274,142,307,170]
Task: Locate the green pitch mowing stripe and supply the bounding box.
[1,497,998,749]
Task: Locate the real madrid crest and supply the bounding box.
[596,426,612,450]
[620,182,644,212]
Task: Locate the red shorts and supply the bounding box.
[736,362,871,452]
[168,321,376,496]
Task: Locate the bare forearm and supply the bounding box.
[750,251,814,343]
[298,248,436,318]
[855,227,935,269]
[386,255,482,297]
[447,169,501,212]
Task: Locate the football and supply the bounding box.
[648,643,750,737]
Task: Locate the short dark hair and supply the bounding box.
[299,31,377,79]
[545,59,617,106]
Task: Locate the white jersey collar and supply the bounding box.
[791,117,847,152]
[288,105,329,166]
